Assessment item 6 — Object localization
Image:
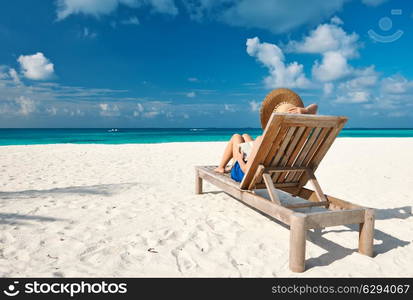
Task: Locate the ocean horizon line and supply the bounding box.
[1,128,413,146]
[1,127,413,130]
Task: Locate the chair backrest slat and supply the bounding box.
[272,126,305,183]
[290,127,331,182]
[276,127,313,184]
[280,127,319,183]
[296,121,345,188]
[268,126,297,167]
[240,114,347,190]
[263,125,289,166]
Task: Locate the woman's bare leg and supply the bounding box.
[242,133,254,143]
[214,134,244,173]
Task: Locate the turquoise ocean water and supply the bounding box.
[0,128,413,146]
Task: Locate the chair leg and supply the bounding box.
[359,208,375,257]
[289,213,307,273]
[195,171,203,194]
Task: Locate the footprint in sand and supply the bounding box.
[79,245,98,257]
[171,249,198,274]
[191,227,211,252]
[157,229,180,246]
[53,271,64,277]
[0,232,16,243]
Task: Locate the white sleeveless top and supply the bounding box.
[239,141,254,161]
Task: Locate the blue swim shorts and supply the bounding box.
[230,161,245,182]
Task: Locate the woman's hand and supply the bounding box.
[287,104,318,115]
[235,150,248,172]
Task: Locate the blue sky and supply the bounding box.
[0,0,413,128]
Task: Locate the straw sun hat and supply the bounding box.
[259,88,304,129]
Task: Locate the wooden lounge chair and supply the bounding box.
[195,113,374,272]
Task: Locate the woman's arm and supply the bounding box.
[287,103,318,115]
[234,150,248,173]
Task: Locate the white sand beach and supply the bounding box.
[0,138,412,277]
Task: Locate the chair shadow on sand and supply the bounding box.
[207,190,411,270]
[0,213,63,226]
[0,182,138,200]
[0,182,138,226]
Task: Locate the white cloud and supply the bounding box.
[83,27,97,38]
[133,103,144,116]
[15,96,36,115]
[56,0,348,34]
[330,67,413,117]
[288,19,360,82]
[381,75,413,94]
[143,111,159,118]
[2,64,206,123]
[56,0,177,20]
[149,0,178,15]
[361,0,388,6]
[137,103,144,112]
[368,87,413,112]
[330,16,343,25]
[0,95,37,116]
[76,108,84,116]
[246,37,310,89]
[99,103,109,111]
[219,0,348,34]
[8,68,21,84]
[0,64,133,119]
[54,0,352,36]
[99,103,120,116]
[186,91,196,98]
[46,105,82,117]
[288,21,359,57]
[46,106,58,116]
[323,83,334,95]
[224,104,236,112]
[17,52,55,80]
[312,51,352,82]
[332,66,378,103]
[121,16,140,25]
[183,0,349,34]
[335,90,370,103]
[338,66,378,90]
[57,0,136,19]
[249,100,260,112]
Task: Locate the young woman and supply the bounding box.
[214,89,317,183]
